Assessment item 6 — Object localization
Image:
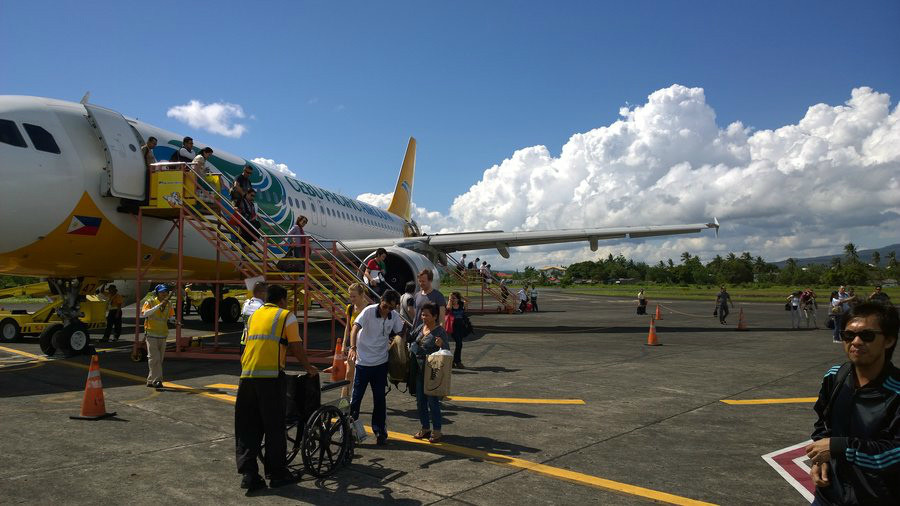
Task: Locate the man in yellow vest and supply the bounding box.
[235,284,318,492]
[140,284,174,388]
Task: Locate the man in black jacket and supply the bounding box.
[807,301,900,505]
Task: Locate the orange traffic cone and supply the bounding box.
[70,354,116,420]
[645,317,661,346]
[329,340,347,382]
[736,307,748,331]
[654,305,663,320]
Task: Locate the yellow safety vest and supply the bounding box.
[240,304,290,379]
[143,296,172,337]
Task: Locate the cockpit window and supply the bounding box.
[0,119,27,148]
[23,123,61,154]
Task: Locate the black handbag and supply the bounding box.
[826,317,835,330]
[784,302,792,311]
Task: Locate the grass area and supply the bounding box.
[0,297,47,304]
[440,282,899,303]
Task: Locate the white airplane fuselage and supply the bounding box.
[0,95,407,280]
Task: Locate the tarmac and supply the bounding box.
[0,289,846,505]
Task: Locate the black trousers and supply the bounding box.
[452,330,463,365]
[235,374,287,478]
[718,304,730,323]
[102,310,122,340]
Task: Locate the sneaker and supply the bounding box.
[152,380,163,388]
[146,382,154,388]
[240,474,266,491]
[269,471,299,488]
[376,435,388,446]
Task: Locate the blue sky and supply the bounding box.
[2,1,899,266]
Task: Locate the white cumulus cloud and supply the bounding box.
[167,100,248,138]
[362,85,900,269]
[251,157,296,178]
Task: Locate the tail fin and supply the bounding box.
[387,137,416,221]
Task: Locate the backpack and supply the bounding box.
[823,362,853,424]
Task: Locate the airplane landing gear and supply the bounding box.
[44,278,95,357]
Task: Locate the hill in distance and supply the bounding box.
[774,243,900,268]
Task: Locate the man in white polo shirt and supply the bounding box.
[347,289,403,445]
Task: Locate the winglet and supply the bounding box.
[711,217,720,238]
[387,137,416,222]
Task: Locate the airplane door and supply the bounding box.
[84,104,146,200]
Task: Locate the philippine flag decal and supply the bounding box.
[67,215,102,236]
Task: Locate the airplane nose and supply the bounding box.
[0,97,81,257]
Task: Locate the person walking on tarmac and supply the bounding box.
[141,284,174,388]
[637,288,647,315]
[100,284,124,342]
[715,286,734,325]
[235,284,318,492]
[348,289,404,446]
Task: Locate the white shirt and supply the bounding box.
[192,154,208,175]
[353,303,404,367]
[518,289,528,302]
[242,297,265,318]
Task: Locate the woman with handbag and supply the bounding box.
[447,292,467,369]
[410,303,450,443]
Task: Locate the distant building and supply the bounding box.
[539,266,567,278]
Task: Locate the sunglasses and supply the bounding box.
[839,329,882,343]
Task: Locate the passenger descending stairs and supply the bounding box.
[165,167,374,328]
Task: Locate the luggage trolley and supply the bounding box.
[264,373,362,478]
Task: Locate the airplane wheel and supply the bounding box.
[53,322,89,357]
[66,322,91,355]
[39,324,62,356]
[199,298,216,324]
[0,318,21,343]
[221,297,241,324]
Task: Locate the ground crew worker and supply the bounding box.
[141,284,173,388]
[235,284,318,492]
[100,284,124,342]
[715,286,734,325]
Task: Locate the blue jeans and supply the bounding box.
[349,361,388,438]
[832,313,843,342]
[415,366,442,430]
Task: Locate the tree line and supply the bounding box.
[516,243,897,286]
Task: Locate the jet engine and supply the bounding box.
[363,247,440,292]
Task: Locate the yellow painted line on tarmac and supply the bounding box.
[720,397,817,405]
[384,430,716,506]
[446,396,585,405]
[0,345,714,505]
[205,383,238,390]
[204,385,584,405]
[0,345,234,404]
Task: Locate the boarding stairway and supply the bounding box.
[444,253,514,313]
[144,162,376,328]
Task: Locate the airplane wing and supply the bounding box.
[336,220,719,258]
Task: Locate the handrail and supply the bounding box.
[181,163,379,294]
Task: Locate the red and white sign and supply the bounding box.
[762,440,815,503]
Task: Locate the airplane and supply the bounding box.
[0,94,719,351]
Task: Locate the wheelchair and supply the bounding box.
[262,373,362,478]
